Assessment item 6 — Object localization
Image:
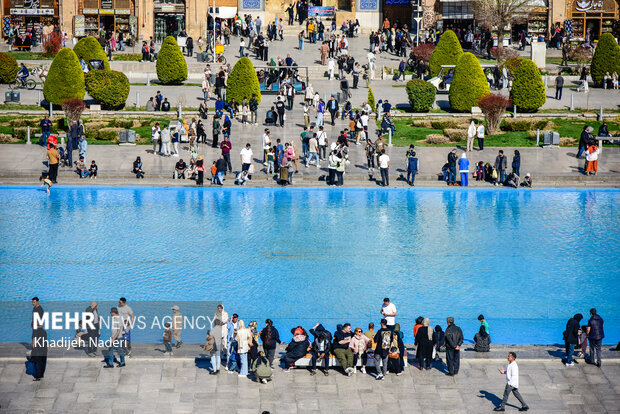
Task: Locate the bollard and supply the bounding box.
[26,126,31,144]
[178,104,182,118]
[60,136,65,147]
[37,91,41,105]
[49,103,52,118]
[536,129,540,146]
[146,73,150,86]
[513,105,517,118]
[136,92,140,108]
[544,74,548,88]
[570,94,574,111]
[388,128,392,147]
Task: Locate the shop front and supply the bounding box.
[6,0,58,41]
[568,0,619,39]
[382,0,412,28]
[76,0,136,41]
[154,0,186,43]
[438,0,474,31]
[511,0,548,42]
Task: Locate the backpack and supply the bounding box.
[380,331,391,350]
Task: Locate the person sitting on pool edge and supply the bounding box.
[282,327,310,372]
[132,157,145,179]
[76,156,89,178]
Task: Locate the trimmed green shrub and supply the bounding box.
[591,33,620,87]
[429,30,463,77]
[0,52,19,83]
[156,36,187,85]
[502,57,523,74]
[430,119,458,130]
[73,36,110,71]
[367,88,375,111]
[405,79,436,112]
[449,52,490,112]
[510,59,545,112]
[226,57,261,104]
[85,70,130,109]
[43,47,85,106]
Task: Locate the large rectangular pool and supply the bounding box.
[0,187,618,345]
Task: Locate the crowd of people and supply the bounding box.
[29,296,616,411]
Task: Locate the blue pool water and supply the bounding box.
[0,186,618,345]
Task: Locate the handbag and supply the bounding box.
[25,358,36,376]
[248,164,255,174]
[388,351,399,359]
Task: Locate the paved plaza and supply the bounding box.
[1,343,619,414]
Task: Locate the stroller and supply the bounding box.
[57,146,71,168]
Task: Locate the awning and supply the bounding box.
[208,7,237,19]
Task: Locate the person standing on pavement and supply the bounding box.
[259,319,281,368]
[555,73,564,100]
[46,144,59,183]
[378,150,390,186]
[85,301,100,357]
[587,308,604,367]
[577,126,593,159]
[31,320,47,381]
[512,150,521,177]
[445,317,463,376]
[328,96,339,126]
[171,305,183,348]
[477,122,485,150]
[220,136,233,173]
[317,126,328,160]
[494,150,508,185]
[103,307,126,368]
[117,298,135,357]
[39,115,52,147]
[380,298,397,330]
[406,149,418,186]
[306,133,320,168]
[564,313,582,367]
[494,352,529,412]
[467,120,476,153]
[276,96,286,127]
[458,152,469,187]
[240,143,254,177]
[447,149,458,186]
[373,319,392,380]
[249,94,259,125]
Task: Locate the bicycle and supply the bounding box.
[9,76,37,90]
[215,53,226,64]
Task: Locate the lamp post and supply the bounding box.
[411,0,422,46]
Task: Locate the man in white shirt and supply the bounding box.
[317,126,328,160]
[494,352,529,411]
[240,143,253,176]
[359,111,369,143]
[117,297,134,356]
[378,150,390,186]
[380,298,397,330]
[262,129,271,164]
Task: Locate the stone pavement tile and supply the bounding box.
[296,398,320,410]
[274,402,298,414]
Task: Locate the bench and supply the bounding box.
[11,44,31,51]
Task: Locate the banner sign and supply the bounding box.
[385,0,410,4]
[308,6,335,17]
[10,8,54,15]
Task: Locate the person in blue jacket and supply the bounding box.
[458,152,470,187]
[406,146,418,186]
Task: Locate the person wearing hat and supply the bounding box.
[171,305,183,348]
[521,173,532,188]
[104,307,126,368]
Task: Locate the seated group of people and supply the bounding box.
[280,317,448,379]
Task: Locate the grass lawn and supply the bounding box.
[0,104,46,111]
[7,51,51,60]
[380,118,620,147]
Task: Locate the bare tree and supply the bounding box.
[473,0,531,49]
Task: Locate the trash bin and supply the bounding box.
[11,91,20,102]
[543,131,559,145]
[5,91,12,103]
[118,129,128,144]
[126,129,136,144]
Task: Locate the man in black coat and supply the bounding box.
[445,317,463,376]
[85,301,101,357]
[327,96,339,126]
[447,149,458,186]
[564,313,582,366]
